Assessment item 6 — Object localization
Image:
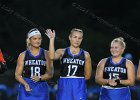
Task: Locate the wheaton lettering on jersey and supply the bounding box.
[25,60,46,66]
[63,58,85,66]
[104,66,126,73]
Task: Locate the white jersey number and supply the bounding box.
[31,66,40,77]
[109,73,119,79]
[67,65,78,76]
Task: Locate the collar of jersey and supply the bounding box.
[110,56,125,66]
[67,47,82,57]
[27,48,42,58]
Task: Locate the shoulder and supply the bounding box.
[42,49,50,58]
[125,59,134,67]
[17,51,26,61]
[19,51,26,57]
[43,49,48,53]
[83,50,90,58]
[42,48,50,54]
[98,58,108,66]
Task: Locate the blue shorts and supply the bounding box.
[56,77,87,100]
[100,86,131,100]
[17,78,49,100]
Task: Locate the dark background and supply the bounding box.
[0,0,140,100]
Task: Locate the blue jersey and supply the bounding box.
[100,57,131,100]
[60,47,85,77]
[104,57,127,88]
[23,48,46,78]
[57,47,87,100]
[17,48,49,100]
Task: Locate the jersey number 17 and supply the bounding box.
[67,65,78,76]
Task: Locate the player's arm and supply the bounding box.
[95,58,109,85]
[49,42,64,60]
[137,60,140,80]
[15,52,31,91]
[84,51,92,80]
[95,58,117,86]
[120,59,135,86]
[46,29,64,60]
[53,49,64,60]
[45,29,56,60]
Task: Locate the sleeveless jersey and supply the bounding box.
[103,57,127,87]
[23,48,46,78]
[60,47,85,77]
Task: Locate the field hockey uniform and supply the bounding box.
[56,47,87,100]
[100,57,131,100]
[17,48,49,100]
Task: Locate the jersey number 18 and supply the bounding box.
[31,66,40,77]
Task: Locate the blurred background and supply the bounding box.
[0,0,140,100]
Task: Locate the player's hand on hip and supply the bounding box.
[45,29,55,39]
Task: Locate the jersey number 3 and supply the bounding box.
[67,65,78,76]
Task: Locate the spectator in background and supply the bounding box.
[124,53,133,60]
[0,49,7,74]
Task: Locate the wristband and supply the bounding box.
[115,79,120,84]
